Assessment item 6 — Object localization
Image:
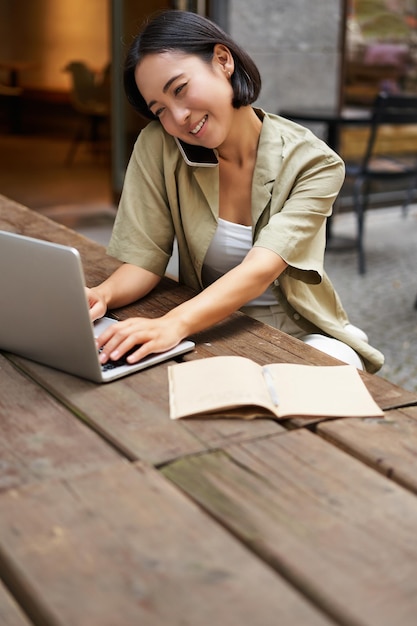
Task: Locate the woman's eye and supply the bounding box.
[174,83,187,96]
[152,83,187,117]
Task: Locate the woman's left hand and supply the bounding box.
[96,315,185,364]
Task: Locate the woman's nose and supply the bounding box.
[172,105,190,126]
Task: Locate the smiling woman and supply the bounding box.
[123,10,260,121]
[86,9,384,374]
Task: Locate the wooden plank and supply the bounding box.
[0,581,33,626]
[163,430,417,626]
[0,354,120,491]
[317,405,417,493]
[6,353,283,465]
[358,373,417,411]
[0,461,333,626]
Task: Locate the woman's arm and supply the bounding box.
[166,246,286,335]
[96,247,287,364]
[86,263,161,321]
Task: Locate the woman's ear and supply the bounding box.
[213,43,234,78]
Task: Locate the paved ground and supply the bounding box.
[325,204,417,392]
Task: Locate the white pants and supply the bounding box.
[301,327,366,370]
[240,304,366,370]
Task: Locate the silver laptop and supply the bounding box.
[0,230,195,382]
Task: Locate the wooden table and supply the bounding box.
[1,195,417,626]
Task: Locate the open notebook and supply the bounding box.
[169,356,384,420]
[0,230,194,382]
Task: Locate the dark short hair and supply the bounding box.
[124,10,262,120]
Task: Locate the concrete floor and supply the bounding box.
[325,206,417,391]
[1,132,416,392]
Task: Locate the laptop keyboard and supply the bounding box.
[100,345,142,371]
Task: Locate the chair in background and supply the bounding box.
[63,61,110,164]
[344,92,417,275]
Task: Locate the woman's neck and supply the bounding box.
[217,106,262,167]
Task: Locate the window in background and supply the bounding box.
[345,0,417,105]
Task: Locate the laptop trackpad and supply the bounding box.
[93,316,118,337]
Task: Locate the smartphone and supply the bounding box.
[174,137,218,167]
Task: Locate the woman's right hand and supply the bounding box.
[85,263,162,322]
[85,287,108,322]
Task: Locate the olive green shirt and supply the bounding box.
[108,109,384,372]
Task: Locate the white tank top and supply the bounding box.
[202,217,276,306]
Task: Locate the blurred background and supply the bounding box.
[2,0,416,202]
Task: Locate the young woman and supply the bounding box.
[87,10,384,373]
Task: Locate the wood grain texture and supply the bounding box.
[317,405,417,493]
[0,355,120,491]
[5,352,283,465]
[0,581,33,626]
[0,461,333,626]
[164,429,417,626]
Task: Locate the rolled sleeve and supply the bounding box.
[107,124,175,276]
[253,114,345,284]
